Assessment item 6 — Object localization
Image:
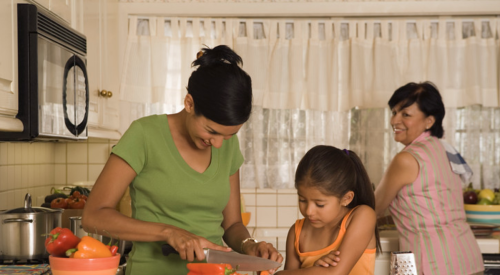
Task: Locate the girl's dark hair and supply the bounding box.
[295,145,381,252]
[187,45,252,126]
[388,81,445,138]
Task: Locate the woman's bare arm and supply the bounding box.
[374,151,419,218]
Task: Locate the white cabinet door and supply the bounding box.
[84,0,119,132]
[0,0,18,118]
[49,0,71,24]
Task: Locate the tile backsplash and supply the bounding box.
[0,139,301,233]
[0,138,117,211]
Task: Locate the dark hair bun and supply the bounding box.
[192,45,243,68]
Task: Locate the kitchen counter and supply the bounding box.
[248,227,500,275]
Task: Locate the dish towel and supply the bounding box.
[440,140,473,184]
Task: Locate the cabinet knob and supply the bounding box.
[99,90,108,97]
[107,91,113,98]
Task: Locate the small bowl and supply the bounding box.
[49,254,120,275]
[464,204,500,224]
[241,212,251,226]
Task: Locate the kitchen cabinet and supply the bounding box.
[0,1,20,121]
[0,0,84,132]
[84,0,120,139]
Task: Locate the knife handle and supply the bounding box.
[162,244,179,256]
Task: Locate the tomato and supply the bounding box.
[68,197,86,209]
[80,195,88,201]
[50,197,68,209]
[72,190,81,198]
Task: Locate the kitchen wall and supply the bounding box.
[0,138,117,211]
[0,139,301,231]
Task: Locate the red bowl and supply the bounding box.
[49,254,120,275]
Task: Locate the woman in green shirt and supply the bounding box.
[83,45,283,274]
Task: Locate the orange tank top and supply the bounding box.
[294,207,376,274]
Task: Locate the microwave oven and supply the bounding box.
[0,4,89,141]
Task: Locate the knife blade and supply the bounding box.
[161,244,281,271]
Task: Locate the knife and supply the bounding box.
[161,244,281,271]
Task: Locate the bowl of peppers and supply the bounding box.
[45,227,120,275]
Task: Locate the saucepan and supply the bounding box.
[0,193,63,260]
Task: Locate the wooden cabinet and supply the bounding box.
[84,0,120,137]
[0,1,19,120]
[0,0,84,131]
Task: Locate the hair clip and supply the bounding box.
[343,149,349,156]
[196,50,204,59]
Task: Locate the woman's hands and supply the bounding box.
[313,250,341,267]
[165,227,231,262]
[242,241,284,274]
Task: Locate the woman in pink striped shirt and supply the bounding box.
[374,82,484,275]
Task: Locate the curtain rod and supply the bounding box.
[119,2,500,17]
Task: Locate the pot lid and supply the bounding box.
[1,193,63,214]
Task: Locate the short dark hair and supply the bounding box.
[388,81,445,138]
[187,45,252,126]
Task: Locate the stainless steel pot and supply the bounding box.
[0,193,62,260]
[70,216,131,258]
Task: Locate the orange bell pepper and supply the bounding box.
[186,263,242,275]
[65,236,112,258]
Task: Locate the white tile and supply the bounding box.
[46,143,55,163]
[88,143,109,164]
[0,143,7,165]
[277,206,299,227]
[14,143,22,164]
[34,144,43,163]
[54,164,66,185]
[67,143,88,164]
[0,192,7,210]
[278,194,298,206]
[33,165,41,187]
[277,236,288,252]
[6,191,14,209]
[14,166,22,189]
[27,143,35,163]
[242,193,256,207]
[28,165,35,188]
[88,164,104,181]
[257,188,277,194]
[54,143,67,164]
[47,164,55,184]
[256,206,277,227]
[7,143,15,165]
[21,143,29,164]
[7,165,15,190]
[21,165,28,189]
[0,166,7,191]
[277,188,296,194]
[67,164,88,184]
[256,194,277,206]
[88,137,108,143]
[246,206,256,227]
[14,189,24,208]
[240,188,256,194]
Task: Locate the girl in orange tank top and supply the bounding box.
[275,146,381,275]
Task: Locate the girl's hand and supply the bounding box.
[165,227,231,262]
[243,241,283,274]
[313,250,341,267]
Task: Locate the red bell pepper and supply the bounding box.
[44,227,81,257]
[186,263,242,275]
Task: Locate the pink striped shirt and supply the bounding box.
[388,132,484,275]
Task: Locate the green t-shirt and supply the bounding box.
[112,114,244,275]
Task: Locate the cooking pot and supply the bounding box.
[0,193,62,260]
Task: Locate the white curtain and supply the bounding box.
[119,16,500,189]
